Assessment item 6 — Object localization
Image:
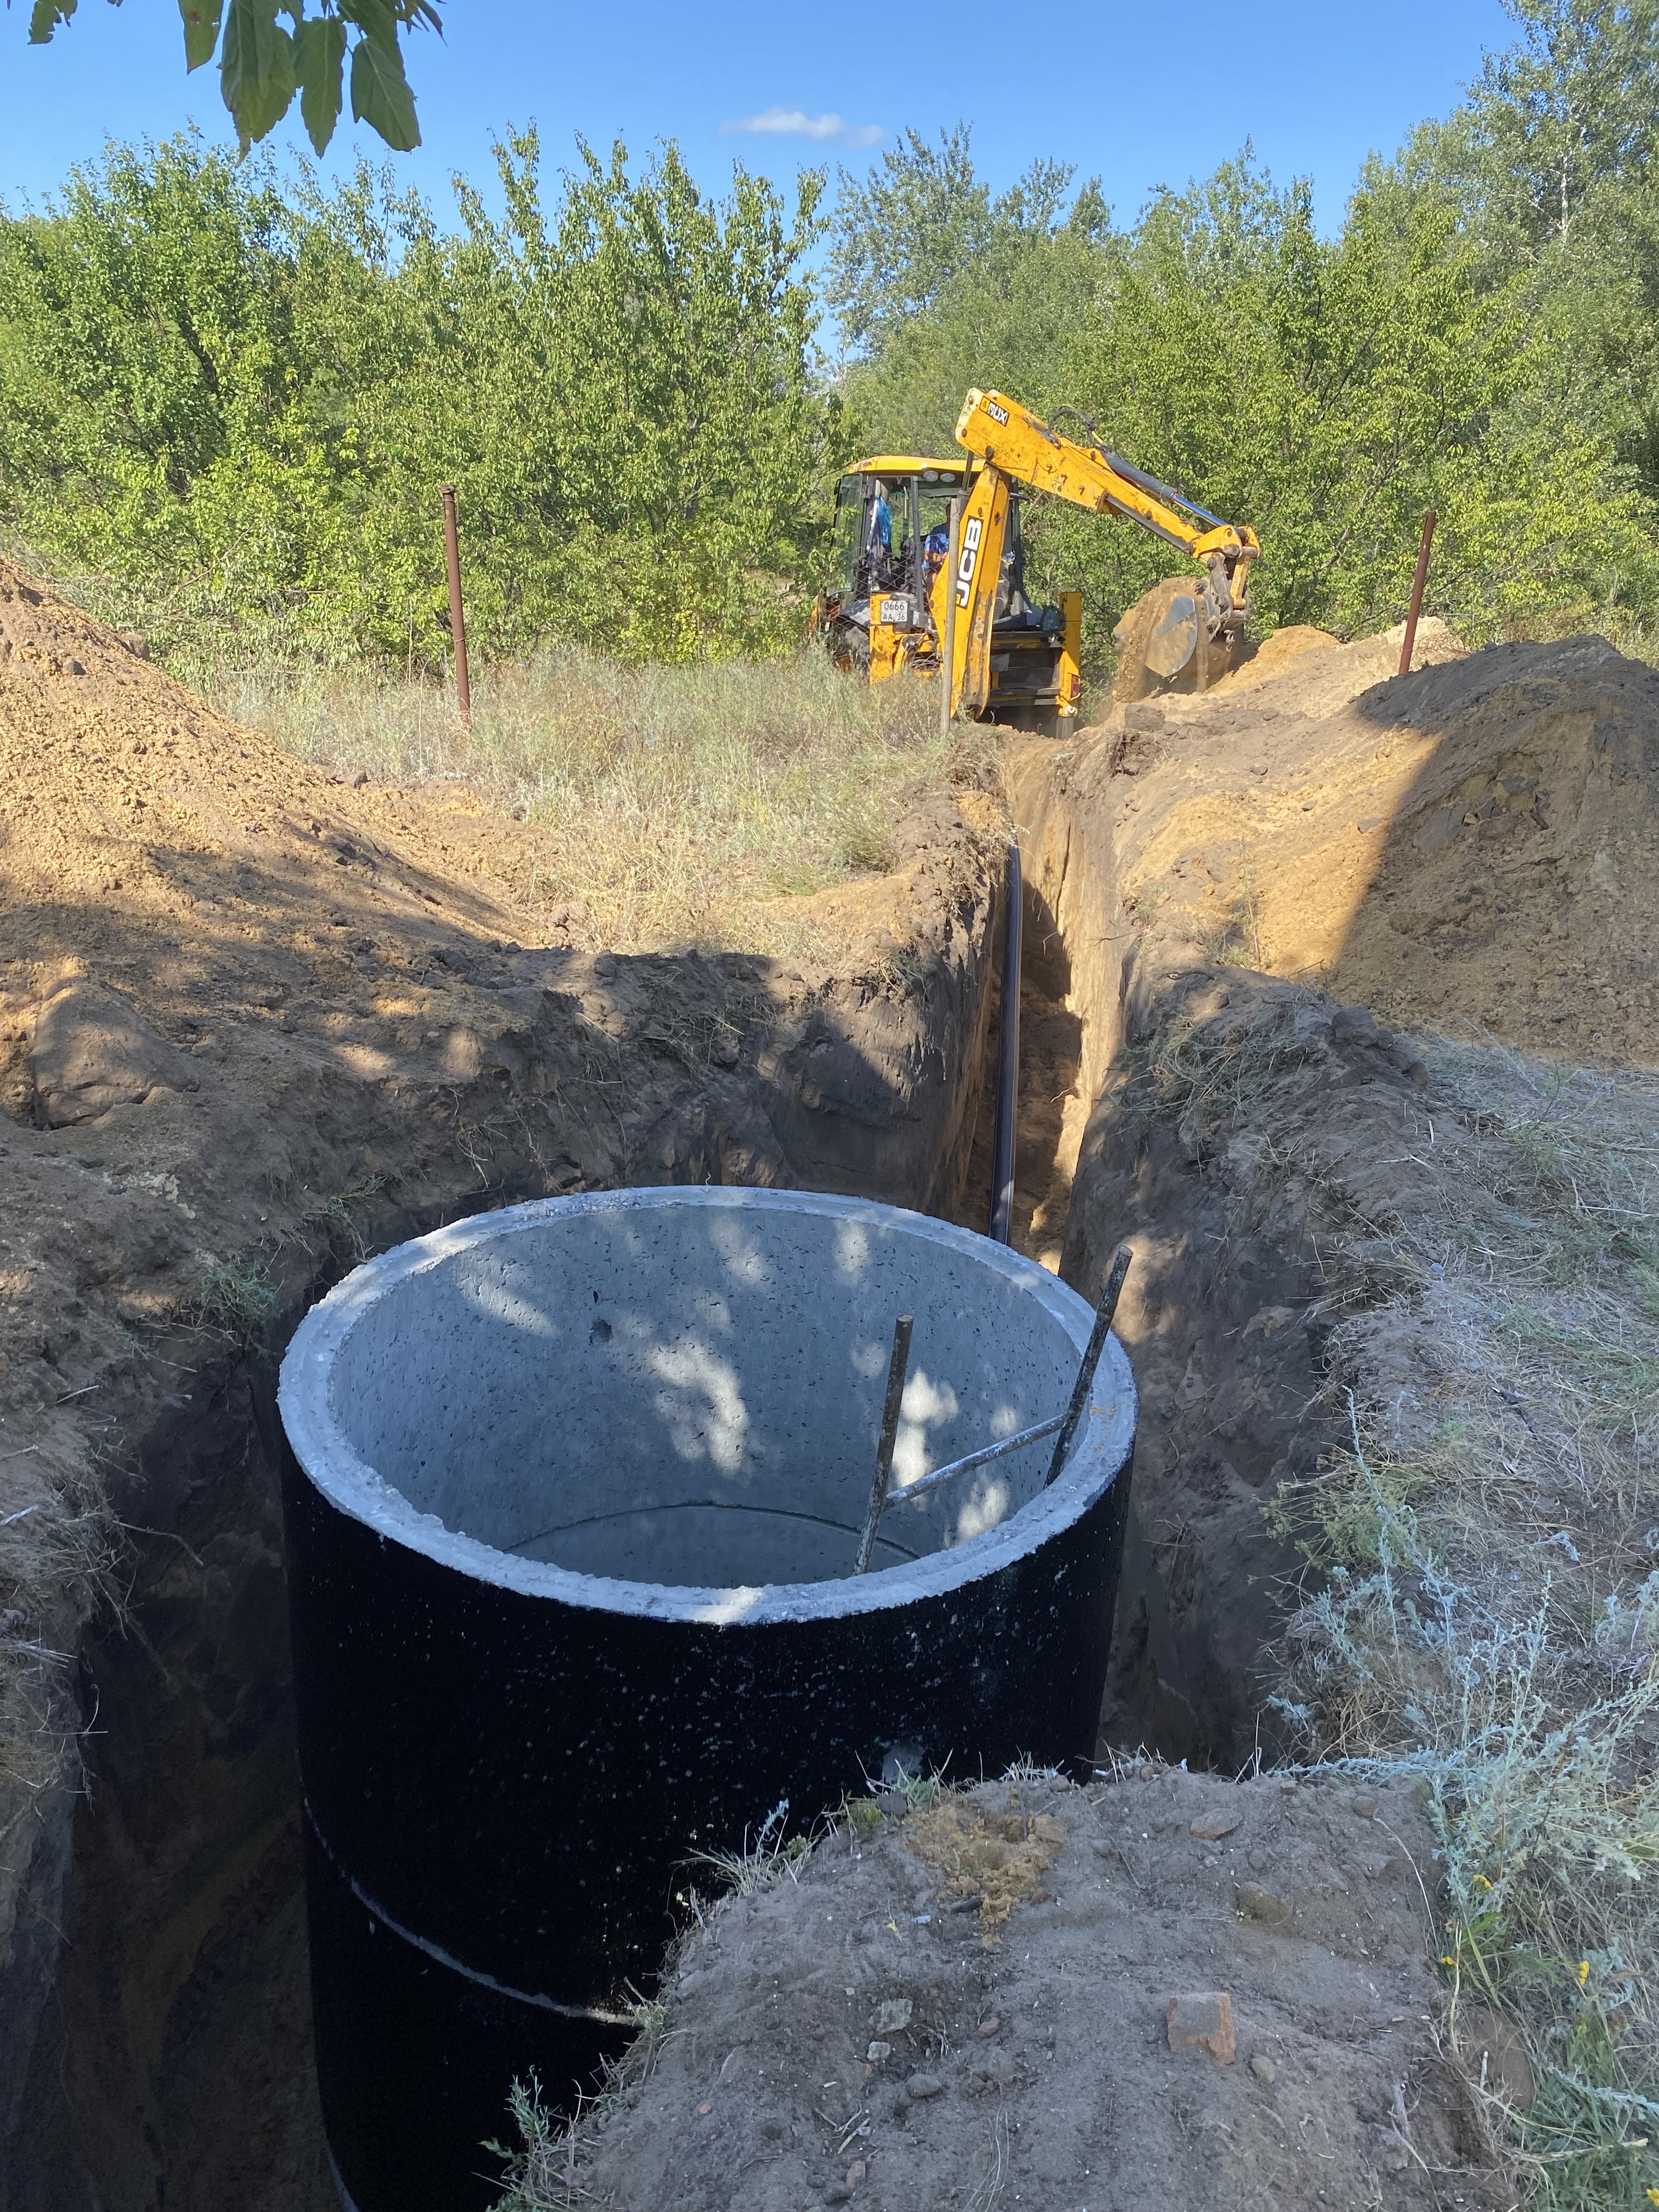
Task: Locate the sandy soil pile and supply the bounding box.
[0,559,544,1017]
[552,1766,1502,2212]
[1069,618,1659,1063]
[0,550,1000,1269]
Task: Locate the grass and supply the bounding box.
[1195,870,1268,970]
[1132,975,1325,1144]
[0,1455,122,1856]
[492,2073,611,2212]
[210,645,1000,956]
[189,1256,279,1350]
[1263,1039,1659,2209]
[685,1796,815,1898]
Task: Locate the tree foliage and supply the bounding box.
[7,1,1659,675]
[833,63,1659,656]
[0,132,849,667]
[13,0,441,153]
[826,123,1090,356]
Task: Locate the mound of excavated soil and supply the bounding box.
[558,1767,1501,2212]
[1236,621,1340,678]
[0,552,1000,1207]
[1057,619,1659,1064]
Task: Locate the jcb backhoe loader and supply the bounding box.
[814,390,1260,731]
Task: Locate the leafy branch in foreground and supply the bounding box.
[14,0,442,153]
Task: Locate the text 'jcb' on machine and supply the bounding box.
[815,390,1260,730]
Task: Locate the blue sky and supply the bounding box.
[2,0,1516,231]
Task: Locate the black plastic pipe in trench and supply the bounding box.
[988,839,1023,1243]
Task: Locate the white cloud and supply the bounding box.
[720,108,882,149]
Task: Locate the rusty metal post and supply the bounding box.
[1398,510,1436,678]
[440,484,471,730]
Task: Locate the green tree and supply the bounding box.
[1414,0,1659,253]
[1075,159,1656,644]
[826,122,1086,358]
[839,134,1657,658]
[839,194,1111,460]
[1386,0,1659,531]
[0,138,329,626]
[291,129,851,662]
[0,132,851,668]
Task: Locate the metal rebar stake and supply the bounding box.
[1043,1244,1133,1487]
[853,1314,914,1575]
[888,1409,1066,1504]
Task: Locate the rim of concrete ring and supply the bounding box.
[277,1186,1137,1627]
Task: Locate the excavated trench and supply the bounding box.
[8,772,1289,2212]
[953,850,1302,1772]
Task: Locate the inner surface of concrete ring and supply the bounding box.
[279,1186,1136,1616]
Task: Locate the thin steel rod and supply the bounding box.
[853,1314,914,1575]
[441,483,472,730]
[939,494,962,738]
[1397,510,1436,678]
[1043,1244,1133,1487]
[887,1411,1065,1505]
[987,840,1022,1243]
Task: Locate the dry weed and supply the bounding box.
[491,2072,611,2211]
[1268,1039,1659,2210]
[0,1456,122,1846]
[216,646,987,954]
[686,1797,815,1898]
[1132,980,1324,1142]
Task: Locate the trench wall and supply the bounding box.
[1011,736,1330,1767]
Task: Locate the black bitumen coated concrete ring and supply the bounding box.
[278,1186,1136,2212]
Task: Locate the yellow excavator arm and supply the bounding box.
[936,388,1260,717]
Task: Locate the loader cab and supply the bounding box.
[829,458,972,620]
[817,454,1081,734]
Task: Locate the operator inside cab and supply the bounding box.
[866,479,894,585]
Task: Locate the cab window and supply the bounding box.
[832,478,865,596]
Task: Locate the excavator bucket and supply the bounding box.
[1143,592,1199,680]
[1111,577,1227,703]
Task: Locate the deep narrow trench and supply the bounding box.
[952,876,1088,1274]
[13,1365,334,2212]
